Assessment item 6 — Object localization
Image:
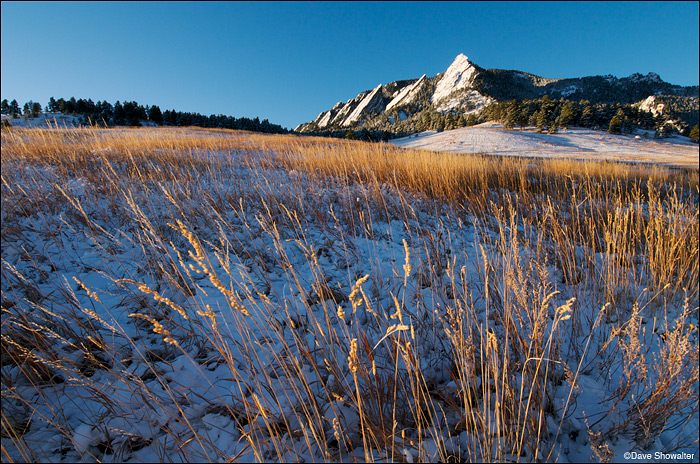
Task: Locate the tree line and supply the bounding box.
[0,97,287,134]
[479,95,696,137]
[301,95,698,142]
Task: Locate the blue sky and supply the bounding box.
[2,1,698,129]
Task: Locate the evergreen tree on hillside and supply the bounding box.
[580,105,594,127]
[689,124,699,142]
[163,109,177,125]
[516,105,529,129]
[657,121,676,138]
[75,99,87,114]
[113,101,126,125]
[503,100,518,129]
[536,110,547,133]
[435,115,446,132]
[637,108,655,129]
[0,99,9,115]
[47,97,56,113]
[3,94,287,133]
[528,111,538,127]
[122,101,145,126]
[65,97,77,114]
[31,102,42,117]
[54,98,66,113]
[559,101,575,128]
[540,95,554,114]
[96,100,113,124]
[148,105,163,125]
[10,100,20,118]
[608,111,622,134]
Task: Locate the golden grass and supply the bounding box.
[1,126,698,462]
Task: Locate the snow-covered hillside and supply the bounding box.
[2,113,82,128]
[392,123,700,168]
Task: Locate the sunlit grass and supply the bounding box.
[2,126,698,462]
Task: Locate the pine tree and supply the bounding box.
[113,101,126,125]
[536,110,547,133]
[10,99,20,117]
[516,106,529,130]
[657,122,675,138]
[503,103,516,130]
[148,105,163,125]
[580,105,594,127]
[611,108,626,133]
[689,125,699,142]
[65,97,76,114]
[528,111,538,127]
[559,101,574,129]
[75,99,87,114]
[0,99,9,115]
[435,116,445,132]
[608,113,622,134]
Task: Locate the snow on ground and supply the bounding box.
[392,123,700,169]
[2,129,698,462]
[435,90,494,114]
[2,113,82,128]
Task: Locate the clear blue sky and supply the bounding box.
[2,1,698,129]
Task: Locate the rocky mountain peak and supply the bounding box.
[432,54,479,104]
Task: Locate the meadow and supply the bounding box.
[1,126,698,462]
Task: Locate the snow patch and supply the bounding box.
[559,85,580,97]
[72,423,99,454]
[2,112,81,128]
[435,89,494,114]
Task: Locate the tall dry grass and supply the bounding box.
[2,126,698,462]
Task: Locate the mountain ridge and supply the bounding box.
[296,54,698,133]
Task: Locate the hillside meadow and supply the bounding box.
[1,126,698,462]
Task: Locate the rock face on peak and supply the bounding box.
[345,84,384,126]
[629,72,662,83]
[295,54,698,134]
[386,74,426,112]
[432,54,479,105]
[295,77,432,131]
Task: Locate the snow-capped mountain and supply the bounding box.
[296,53,698,133]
